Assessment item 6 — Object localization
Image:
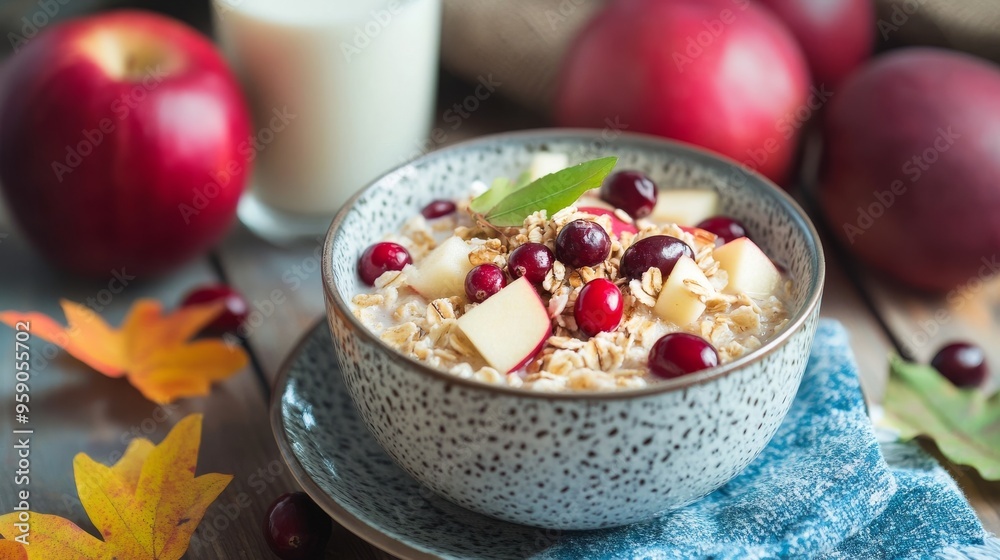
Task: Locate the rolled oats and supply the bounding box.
[352,293,385,308]
[468,238,505,266]
[350,187,792,392]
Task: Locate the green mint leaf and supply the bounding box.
[882,354,1000,480]
[484,156,618,227]
[470,177,518,214]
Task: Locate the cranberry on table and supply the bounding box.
[574,278,624,336]
[465,264,507,303]
[263,492,332,560]
[358,242,411,285]
[931,342,988,388]
[508,243,555,283]
[555,220,611,268]
[696,216,749,244]
[620,235,694,281]
[648,333,719,379]
[600,170,658,218]
[420,199,457,219]
[181,284,249,333]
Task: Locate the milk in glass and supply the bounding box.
[213,0,441,241]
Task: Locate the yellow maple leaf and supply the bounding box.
[0,414,232,560]
[0,299,248,403]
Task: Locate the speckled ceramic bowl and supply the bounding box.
[321,130,824,530]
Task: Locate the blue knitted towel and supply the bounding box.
[537,320,1000,559]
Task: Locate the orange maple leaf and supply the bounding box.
[0,540,26,560]
[0,299,248,403]
[0,414,232,560]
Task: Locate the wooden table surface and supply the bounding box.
[1,75,998,559]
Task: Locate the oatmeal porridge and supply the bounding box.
[350,155,791,392]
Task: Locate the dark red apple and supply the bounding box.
[555,0,810,185]
[820,48,1000,292]
[753,0,873,89]
[0,10,252,277]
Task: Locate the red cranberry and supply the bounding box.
[421,199,457,219]
[931,342,988,388]
[358,242,411,285]
[181,284,249,333]
[574,279,623,336]
[600,170,658,218]
[263,492,332,560]
[648,333,719,379]
[555,220,611,268]
[696,216,749,244]
[508,243,554,283]
[465,264,507,303]
[620,236,694,281]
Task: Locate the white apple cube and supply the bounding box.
[713,237,782,297]
[650,189,719,226]
[653,256,714,326]
[457,277,552,373]
[528,152,569,181]
[406,236,474,300]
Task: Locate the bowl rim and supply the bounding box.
[322,129,825,401]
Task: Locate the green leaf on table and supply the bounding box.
[482,156,618,227]
[882,354,1000,480]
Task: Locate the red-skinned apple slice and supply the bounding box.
[457,277,552,373]
[577,196,613,211]
[509,337,550,373]
[578,206,637,237]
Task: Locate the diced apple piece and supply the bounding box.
[457,277,552,373]
[653,256,714,326]
[713,237,781,297]
[650,189,719,226]
[528,152,569,181]
[406,236,474,300]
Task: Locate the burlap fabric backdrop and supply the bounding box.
[440,0,1000,113]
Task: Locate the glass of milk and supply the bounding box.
[213,0,441,243]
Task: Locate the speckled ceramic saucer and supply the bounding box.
[274,320,1000,560]
[272,320,639,560]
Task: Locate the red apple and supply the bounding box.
[820,48,1000,291]
[555,0,810,186]
[0,10,252,277]
[753,0,873,89]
